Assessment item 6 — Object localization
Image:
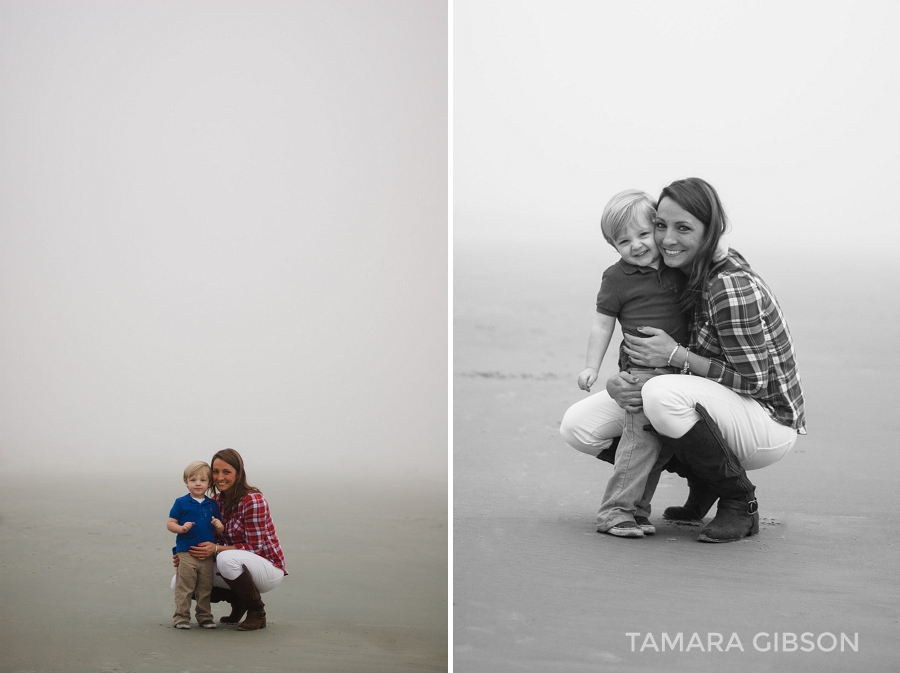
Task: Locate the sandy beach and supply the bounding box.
[453,237,900,672]
[0,470,447,673]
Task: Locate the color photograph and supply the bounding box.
[0,2,447,671]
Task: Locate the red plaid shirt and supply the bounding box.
[689,250,806,434]
[215,491,287,573]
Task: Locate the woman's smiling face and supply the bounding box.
[654,197,706,268]
[212,458,237,492]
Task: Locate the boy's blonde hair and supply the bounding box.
[183,460,212,482]
[600,189,657,247]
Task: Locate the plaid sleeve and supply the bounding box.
[232,494,269,554]
[690,252,806,433]
[699,274,770,396]
[219,492,288,571]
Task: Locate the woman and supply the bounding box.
[562,177,806,543]
[176,448,287,630]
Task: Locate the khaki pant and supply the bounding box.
[173,552,214,625]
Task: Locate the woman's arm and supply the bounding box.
[579,313,616,391]
[189,493,273,560]
[699,274,771,395]
[621,274,772,396]
[232,494,271,555]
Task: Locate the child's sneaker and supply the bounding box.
[174,622,191,629]
[605,521,644,538]
[199,620,217,629]
[635,516,656,535]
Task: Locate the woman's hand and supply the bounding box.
[606,371,646,412]
[606,369,665,412]
[172,554,180,568]
[188,541,217,561]
[622,327,677,368]
[577,368,598,392]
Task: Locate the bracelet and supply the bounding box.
[681,348,691,375]
[667,345,680,367]
[214,545,219,555]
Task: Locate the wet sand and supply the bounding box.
[0,471,447,673]
[453,238,900,672]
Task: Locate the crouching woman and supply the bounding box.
[174,448,287,630]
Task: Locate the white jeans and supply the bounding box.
[562,374,797,472]
[641,375,797,470]
[171,550,284,595]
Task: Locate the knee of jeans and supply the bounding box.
[559,411,576,445]
[559,410,590,452]
[640,377,669,427]
[216,552,243,579]
[561,414,613,457]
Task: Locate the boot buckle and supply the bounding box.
[747,499,758,514]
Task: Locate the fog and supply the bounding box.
[452,6,900,669]
[455,1,899,261]
[0,1,448,478]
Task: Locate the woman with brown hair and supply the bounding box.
[177,448,287,630]
[563,178,806,543]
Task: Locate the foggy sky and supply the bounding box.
[454,1,900,260]
[0,1,448,477]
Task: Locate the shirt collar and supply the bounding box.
[617,259,659,275]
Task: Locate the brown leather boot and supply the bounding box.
[210,586,245,623]
[223,566,266,631]
[238,610,267,631]
[663,479,718,521]
[698,499,759,543]
[665,404,758,543]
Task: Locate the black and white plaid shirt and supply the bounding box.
[689,249,807,434]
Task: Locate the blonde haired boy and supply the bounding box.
[562,189,689,537]
[167,461,224,629]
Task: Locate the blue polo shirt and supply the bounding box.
[169,494,222,554]
[596,259,689,371]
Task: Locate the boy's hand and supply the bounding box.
[211,517,224,533]
[181,521,194,533]
[578,368,598,392]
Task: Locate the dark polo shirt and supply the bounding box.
[596,259,689,371]
[169,494,222,554]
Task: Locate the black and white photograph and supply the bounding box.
[454,1,899,671]
[0,1,447,671]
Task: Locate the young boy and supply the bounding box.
[576,189,689,537]
[168,461,224,629]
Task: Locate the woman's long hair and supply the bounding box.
[658,177,730,313]
[210,448,261,514]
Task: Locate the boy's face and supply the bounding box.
[612,215,660,268]
[186,473,210,498]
